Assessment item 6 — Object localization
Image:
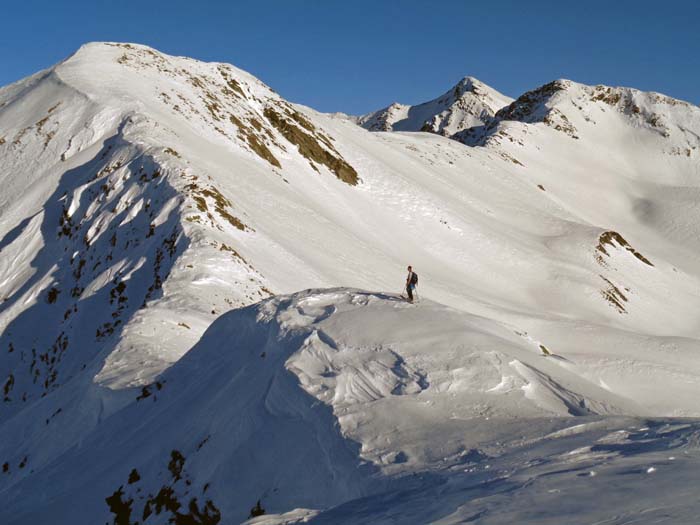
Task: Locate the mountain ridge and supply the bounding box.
[356,75,513,135]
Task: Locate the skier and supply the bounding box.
[405,265,418,303]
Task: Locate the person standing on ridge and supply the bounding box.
[405,265,418,303]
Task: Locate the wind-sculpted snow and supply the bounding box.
[256,418,700,524]
[2,42,700,523]
[0,290,380,523]
[3,288,698,524]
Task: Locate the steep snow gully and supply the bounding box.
[1,42,700,524]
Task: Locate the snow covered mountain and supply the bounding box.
[357,76,513,135]
[1,42,700,524]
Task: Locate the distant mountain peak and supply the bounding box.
[357,77,513,135]
[455,77,700,146]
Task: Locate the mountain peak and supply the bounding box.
[473,77,700,146]
[49,42,267,103]
[357,76,513,135]
[453,75,486,95]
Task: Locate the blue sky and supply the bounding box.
[1,1,698,114]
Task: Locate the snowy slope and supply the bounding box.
[1,43,700,524]
[357,77,513,135]
[3,288,697,525]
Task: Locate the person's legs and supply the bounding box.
[407,284,413,302]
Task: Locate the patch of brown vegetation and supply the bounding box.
[13,127,29,145]
[43,130,56,148]
[600,275,628,314]
[107,448,221,525]
[203,187,247,230]
[592,87,671,137]
[229,114,281,168]
[592,87,622,105]
[106,43,135,49]
[249,118,263,132]
[143,486,180,519]
[500,152,524,166]
[196,436,211,451]
[204,98,223,121]
[47,287,60,304]
[226,77,246,97]
[184,74,229,123]
[136,380,164,401]
[249,500,266,519]
[283,104,337,148]
[35,116,50,133]
[45,407,63,425]
[496,81,567,121]
[3,374,14,401]
[106,487,133,525]
[218,65,246,98]
[168,450,186,481]
[286,108,316,132]
[128,469,141,484]
[140,229,181,306]
[646,113,662,127]
[596,231,653,267]
[264,106,358,185]
[219,243,248,264]
[93,161,123,181]
[144,490,221,525]
[193,195,208,213]
[186,181,249,231]
[542,109,579,138]
[494,81,579,138]
[58,204,74,238]
[73,258,86,280]
[96,320,121,340]
[246,132,281,168]
[28,332,69,392]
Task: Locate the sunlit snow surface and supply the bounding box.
[1,43,700,524]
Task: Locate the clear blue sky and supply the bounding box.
[1,0,698,114]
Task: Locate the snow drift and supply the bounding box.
[4,288,699,524]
